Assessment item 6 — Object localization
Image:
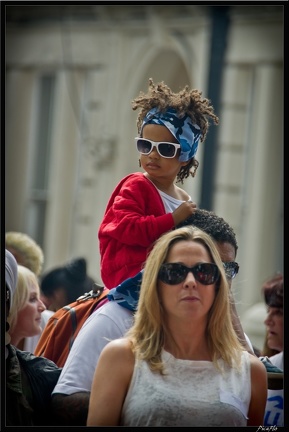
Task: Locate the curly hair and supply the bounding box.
[176,208,238,254]
[132,78,219,183]
[5,231,44,277]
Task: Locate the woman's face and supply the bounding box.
[14,281,46,338]
[158,240,217,322]
[264,306,283,352]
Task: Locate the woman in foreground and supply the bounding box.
[87,226,267,427]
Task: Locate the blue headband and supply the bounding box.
[141,107,201,162]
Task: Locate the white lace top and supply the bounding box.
[121,350,251,427]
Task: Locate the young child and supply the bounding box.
[98,78,219,288]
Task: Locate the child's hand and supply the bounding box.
[172,201,197,226]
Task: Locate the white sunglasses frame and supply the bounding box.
[135,137,181,158]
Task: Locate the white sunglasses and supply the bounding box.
[135,137,180,158]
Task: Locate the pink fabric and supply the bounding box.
[98,172,174,288]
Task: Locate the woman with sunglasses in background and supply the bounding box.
[87,226,267,426]
[98,78,219,289]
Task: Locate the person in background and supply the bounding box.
[40,257,96,312]
[7,265,47,351]
[51,209,254,426]
[5,250,61,426]
[260,273,283,427]
[5,231,54,352]
[98,78,219,289]
[87,226,267,426]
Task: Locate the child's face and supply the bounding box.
[140,124,188,178]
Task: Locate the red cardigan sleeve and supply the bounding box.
[98,172,174,288]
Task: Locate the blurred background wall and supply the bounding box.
[5,4,283,352]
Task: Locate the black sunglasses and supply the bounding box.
[223,261,239,280]
[158,263,219,285]
[135,137,180,158]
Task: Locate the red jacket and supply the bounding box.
[98,172,175,288]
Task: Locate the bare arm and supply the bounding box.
[51,392,90,426]
[247,354,268,426]
[87,338,134,426]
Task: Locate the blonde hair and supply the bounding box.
[126,226,243,374]
[5,231,44,277]
[7,265,40,332]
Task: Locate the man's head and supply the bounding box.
[176,209,239,283]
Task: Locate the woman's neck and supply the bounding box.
[163,319,211,361]
[10,333,24,350]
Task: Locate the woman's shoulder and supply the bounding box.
[101,338,134,360]
[96,338,135,377]
[248,352,268,377]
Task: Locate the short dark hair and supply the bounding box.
[40,258,95,304]
[176,208,238,254]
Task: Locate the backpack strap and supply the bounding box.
[61,305,78,350]
[62,284,109,350]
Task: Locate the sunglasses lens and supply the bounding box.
[136,139,152,154]
[158,263,186,285]
[158,143,177,158]
[195,263,219,284]
[158,263,219,285]
[223,262,239,279]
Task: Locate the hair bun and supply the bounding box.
[65,257,87,282]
